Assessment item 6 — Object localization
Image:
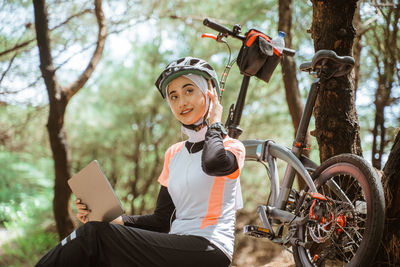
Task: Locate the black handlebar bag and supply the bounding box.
[237,29,281,83]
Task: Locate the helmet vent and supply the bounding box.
[176,58,185,64]
[203,64,213,71]
[189,59,200,65]
[155,57,220,99]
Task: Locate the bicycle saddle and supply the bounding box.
[299,50,355,77]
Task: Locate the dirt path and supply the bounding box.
[232,211,296,267]
[233,233,295,267]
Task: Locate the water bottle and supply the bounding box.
[271,31,286,54]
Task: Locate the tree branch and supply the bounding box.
[64,0,107,101]
[51,8,92,32]
[107,16,151,36]
[389,96,400,105]
[34,0,60,101]
[0,39,35,58]
[0,9,92,58]
[0,75,42,96]
[0,53,17,85]
[53,42,96,72]
[356,14,378,37]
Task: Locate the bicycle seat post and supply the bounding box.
[292,77,320,157]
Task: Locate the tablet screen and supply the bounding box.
[68,160,124,222]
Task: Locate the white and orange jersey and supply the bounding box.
[158,137,245,260]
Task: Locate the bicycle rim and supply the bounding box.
[294,155,384,267]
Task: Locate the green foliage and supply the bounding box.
[0,104,52,226]
[0,104,55,265]
[0,149,56,267]
[0,152,48,223]
[66,40,180,214]
[0,228,58,267]
[1,0,397,264]
[356,2,400,161]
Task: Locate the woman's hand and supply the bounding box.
[74,199,124,225]
[207,83,223,125]
[74,198,90,224]
[111,216,124,225]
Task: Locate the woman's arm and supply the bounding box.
[121,185,175,233]
[74,186,175,232]
[202,129,238,176]
[202,84,239,176]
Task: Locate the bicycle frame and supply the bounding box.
[228,75,350,226]
[201,17,354,229]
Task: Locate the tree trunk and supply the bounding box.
[47,104,74,239]
[352,1,362,94]
[373,130,400,266]
[278,0,309,189]
[371,88,387,170]
[34,0,106,239]
[370,4,399,170]
[310,0,362,162]
[278,0,308,140]
[33,0,74,239]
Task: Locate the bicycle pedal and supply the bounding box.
[243,225,274,239]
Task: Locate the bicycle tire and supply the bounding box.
[292,153,385,267]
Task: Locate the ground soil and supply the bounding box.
[232,211,296,267]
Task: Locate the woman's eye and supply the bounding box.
[170,95,177,100]
[186,88,194,94]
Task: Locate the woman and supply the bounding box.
[36,57,245,267]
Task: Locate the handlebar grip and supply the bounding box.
[203,18,232,35]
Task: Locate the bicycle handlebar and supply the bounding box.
[203,18,295,56]
[203,18,245,41]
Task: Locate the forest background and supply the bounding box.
[0,0,399,266]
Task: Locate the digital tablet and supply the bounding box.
[68,160,124,222]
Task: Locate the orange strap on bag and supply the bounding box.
[245,30,271,47]
[245,29,280,56]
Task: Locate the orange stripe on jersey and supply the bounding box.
[157,142,185,187]
[200,177,226,229]
[223,137,246,175]
[225,168,240,179]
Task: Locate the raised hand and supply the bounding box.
[207,81,223,126]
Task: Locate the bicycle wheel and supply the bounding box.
[293,154,385,267]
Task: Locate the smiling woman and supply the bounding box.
[36,56,245,267]
[167,75,207,126]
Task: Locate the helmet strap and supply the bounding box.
[181,102,211,132]
[181,120,208,132]
[181,80,212,132]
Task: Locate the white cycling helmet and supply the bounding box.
[155,57,220,99]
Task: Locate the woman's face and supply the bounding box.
[167,76,207,125]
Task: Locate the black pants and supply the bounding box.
[36,221,230,267]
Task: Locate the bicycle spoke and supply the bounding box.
[294,155,384,267]
[353,228,364,240]
[343,176,357,196]
[330,236,354,262]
